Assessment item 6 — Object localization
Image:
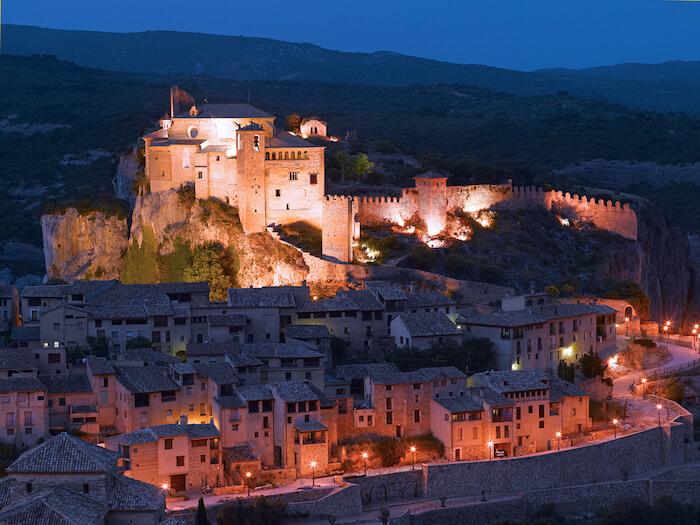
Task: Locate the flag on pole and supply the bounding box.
[170,86,195,118]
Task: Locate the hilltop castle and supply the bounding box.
[144,89,638,264]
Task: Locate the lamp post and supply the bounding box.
[245,471,252,497]
[656,403,663,426]
[624,317,630,337]
[612,418,619,439]
[361,451,369,476]
[487,440,494,461]
[641,377,647,398]
[693,328,698,351]
[310,460,317,486]
[555,431,562,451]
[409,446,417,470]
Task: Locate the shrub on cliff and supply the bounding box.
[159,237,194,282]
[185,242,233,301]
[386,338,494,373]
[121,226,160,284]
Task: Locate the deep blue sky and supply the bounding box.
[5,0,700,70]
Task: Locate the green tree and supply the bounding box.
[159,237,194,282]
[579,350,607,379]
[544,285,560,297]
[184,243,233,301]
[122,226,160,284]
[196,497,211,525]
[286,113,302,132]
[347,153,374,180]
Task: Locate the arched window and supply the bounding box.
[271,152,277,160]
[304,151,309,159]
[284,151,289,160]
[265,152,270,160]
[290,151,296,160]
[297,151,302,159]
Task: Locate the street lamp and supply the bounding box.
[310,460,317,486]
[486,440,494,461]
[361,451,369,476]
[612,418,619,439]
[656,403,663,426]
[555,431,562,451]
[624,317,630,337]
[409,446,417,470]
[693,328,698,350]
[641,377,647,398]
[245,471,252,497]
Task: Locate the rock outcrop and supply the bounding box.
[112,149,140,208]
[634,198,691,323]
[42,209,128,281]
[130,190,310,287]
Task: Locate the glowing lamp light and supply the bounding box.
[486,440,494,449]
[361,452,369,460]
[410,446,417,454]
[245,472,252,479]
[607,354,619,369]
[624,317,630,323]
[695,323,699,330]
[656,403,663,411]
[612,418,619,426]
[562,346,573,358]
[161,482,169,491]
[555,431,562,438]
[641,377,647,384]
[559,217,570,227]
[310,460,317,468]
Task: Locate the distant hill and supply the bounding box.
[6,24,700,115]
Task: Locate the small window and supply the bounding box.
[289,172,298,181]
[275,189,281,197]
[176,456,185,467]
[164,438,173,450]
[26,483,32,493]
[310,173,318,185]
[83,483,90,494]
[188,126,199,139]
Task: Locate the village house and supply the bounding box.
[284,324,332,370]
[0,376,48,448]
[0,285,18,338]
[390,312,462,349]
[0,432,165,524]
[462,303,617,371]
[41,374,99,439]
[469,370,591,454]
[272,381,337,476]
[106,420,222,496]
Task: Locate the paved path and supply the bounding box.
[607,336,699,397]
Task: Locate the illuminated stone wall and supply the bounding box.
[322,196,358,263]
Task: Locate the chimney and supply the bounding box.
[179,414,188,426]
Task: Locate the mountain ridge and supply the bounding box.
[7,24,700,114]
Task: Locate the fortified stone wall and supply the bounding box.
[357,195,414,226]
[286,484,363,517]
[511,186,638,240]
[423,423,687,499]
[446,183,512,213]
[322,196,359,263]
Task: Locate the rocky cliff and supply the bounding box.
[42,208,128,281]
[112,149,141,208]
[130,190,310,287]
[634,198,691,323]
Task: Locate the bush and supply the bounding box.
[579,350,607,379]
[633,338,656,348]
[386,339,494,374]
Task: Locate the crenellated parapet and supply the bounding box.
[511,186,638,240]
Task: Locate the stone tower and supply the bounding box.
[414,173,448,237]
[322,196,358,263]
[237,124,267,234]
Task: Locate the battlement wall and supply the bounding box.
[447,183,513,213]
[356,193,417,227]
[511,186,638,240]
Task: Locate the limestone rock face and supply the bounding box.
[41,209,128,281]
[130,190,310,287]
[112,149,140,208]
[634,199,691,323]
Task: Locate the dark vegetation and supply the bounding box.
[216,496,286,525]
[386,339,495,374]
[340,433,445,469]
[276,222,322,256]
[397,207,649,309]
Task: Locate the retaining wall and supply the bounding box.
[345,470,424,505]
[424,423,686,498]
[286,483,363,517]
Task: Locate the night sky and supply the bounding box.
[4,0,700,70]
